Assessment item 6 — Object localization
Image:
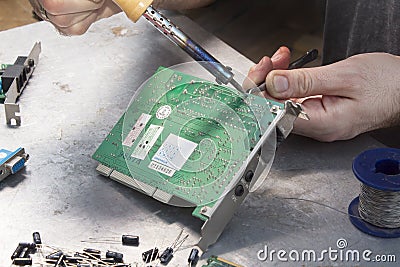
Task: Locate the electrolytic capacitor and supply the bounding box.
[33,232,42,244]
[82,248,101,254]
[11,244,25,260]
[46,250,63,259]
[20,247,30,258]
[65,257,80,264]
[159,247,174,264]
[106,250,123,263]
[142,247,159,263]
[82,248,101,259]
[101,258,116,264]
[188,248,199,266]
[122,235,139,246]
[12,257,32,266]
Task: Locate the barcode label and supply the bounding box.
[148,161,176,177]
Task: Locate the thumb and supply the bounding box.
[265,62,355,99]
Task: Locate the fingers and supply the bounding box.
[243,46,291,90]
[51,1,121,35]
[242,56,273,90]
[265,59,362,99]
[39,0,105,15]
[270,46,291,69]
[46,10,95,28]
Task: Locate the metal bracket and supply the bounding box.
[276,101,309,139]
[3,42,41,126]
[196,100,308,251]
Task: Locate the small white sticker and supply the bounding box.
[152,134,198,171]
[123,113,151,147]
[148,161,176,177]
[131,124,164,160]
[156,105,172,120]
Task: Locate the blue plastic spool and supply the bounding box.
[348,148,400,238]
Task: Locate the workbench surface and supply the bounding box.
[1,12,398,266]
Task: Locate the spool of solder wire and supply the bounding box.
[348,148,400,237]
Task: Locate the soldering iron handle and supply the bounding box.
[113,0,153,22]
[288,48,318,70]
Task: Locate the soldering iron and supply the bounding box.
[113,0,243,91]
[113,0,318,94]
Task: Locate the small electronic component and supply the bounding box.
[202,256,243,267]
[32,232,42,245]
[159,229,189,265]
[12,257,32,266]
[0,147,29,182]
[11,243,36,266]
[122,234,140,246]
[11,235,135,267]
[105,250,124,263]
[46,250,63,259]
[0,42,41,125]
[83,248,101,259]
[11,243,35,260]
[188,248,199,266]
[142,247,159,263]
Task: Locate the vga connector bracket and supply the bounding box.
[0,148,29,182]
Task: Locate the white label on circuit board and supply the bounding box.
[152,134,198,171]
[148,161,176,177]
[156,105,172,120]
[122,113,152,147]
[131,124,164,160]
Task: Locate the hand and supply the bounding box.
[255,53,400,142]
[29,0,122,35]
[29,0,216,36]
[243,46,291,90]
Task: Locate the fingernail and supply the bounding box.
[271,47,282,61]
[255,57,266,70]
[273,75,289,92]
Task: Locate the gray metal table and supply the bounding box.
[0,12,398,266]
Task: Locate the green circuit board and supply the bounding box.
[93,67,283,218]
[0,64,9,103]
[202,256,243,267]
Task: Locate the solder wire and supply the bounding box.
[358,184,400,228]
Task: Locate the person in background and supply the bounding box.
[30,0,400,142]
